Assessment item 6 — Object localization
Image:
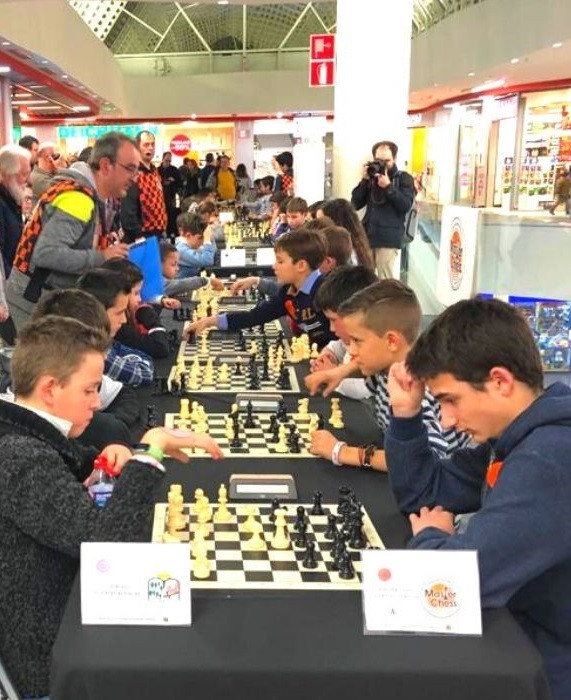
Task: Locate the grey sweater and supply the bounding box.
[0,400,164,697]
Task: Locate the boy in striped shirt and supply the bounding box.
[305,279,470,470]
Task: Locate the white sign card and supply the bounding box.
[436,205,480,306]
[81,542,191,626]
[361,550,482,636]
[256,247,276,266]
[219,211,235,224]
[220,248,246,267]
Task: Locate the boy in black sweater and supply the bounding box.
[0,316,223,698]
[184,228,335,349]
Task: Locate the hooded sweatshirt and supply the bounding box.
[384,382,571,700]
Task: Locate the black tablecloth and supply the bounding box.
[50,357,551,700]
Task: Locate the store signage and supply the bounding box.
[436,206,481,306]
[58,124,159,139]
[309,33,335,88]
[170,134,192,156]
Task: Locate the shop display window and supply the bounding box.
[511,297,571,371]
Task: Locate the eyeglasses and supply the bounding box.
[116,162,139,177]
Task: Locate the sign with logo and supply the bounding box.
[170,134,192,157]
[81,542,191,626]
[361,550,482,636]
[436,205,481,306]
[309,33,335,88]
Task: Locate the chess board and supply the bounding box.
[151,502,384,590]
[180,328,293,361]
[167,360,300,394]
[164,410,317,456]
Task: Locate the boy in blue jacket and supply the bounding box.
[184,228,335,350]
[385,297,571,700]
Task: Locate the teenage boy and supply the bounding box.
[384,297,571,700]
[242,175,274,220]
[0,315,223,700]
[285,197,308,231]
[305,280,470,470]
[77,269,154,387]
[160,241,224,300]
[185,229,335,349]
[175,212,216,277]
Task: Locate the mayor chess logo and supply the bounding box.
[148,573,181,600]
[422,580,459,618]
[448,217,464,291]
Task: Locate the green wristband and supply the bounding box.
[134,443,165,462]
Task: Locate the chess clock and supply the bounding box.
[229,474,298,501]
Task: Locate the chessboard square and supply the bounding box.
[216,560,245,571]
[267,549,296,562]
[327,571,358,584]
[229,447,249,454]
[241,550,270,561]
[299,571,332,584]
[271,570,304,584]
[213,549,243,562]
[242,559,272,573]
[244,571,274,583]
[269,560,299,572]
[212,540,241,551]
[294,549,324,563]
[214,531,241,542]
[216,570,246,583]
[214,523,237,532]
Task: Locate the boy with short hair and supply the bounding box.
[0,315,222,699]
[175,212,216,277]
[305,280,470,470]
[384,297,571,700]
[285,196,308,231]
[185,228,335,349]
[77,269,154,387]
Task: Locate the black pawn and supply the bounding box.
[294,521,308,549]
[269,422,279,444]
[290,434,301,454]
[277,399,288,422]
[269,499,281,522]
[244,401,255,428]
[317,414,325,430]
[234,359,242,376]
[279,366,291,390]
[311,490,324,516]
[294,506,306,531]
[339,552,356,580]
[262,358,270,381]
[349,523,366,550]
[230,423,242,448]
[302,540,318,569]
[324,513,338,541]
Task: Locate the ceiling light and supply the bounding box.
[28,85,43,89]
[510,58,519,64]
[553,42,563,48]
[28,105,61,110]
[0,66,10,73]
[471,78,505,93]
[1,42,10,46]
[73,106,90,112]
[217,0,229,4]
[41,60,48,64]
[191,113,197,119]
[19,111,28,119]
[276,111,283,118]
[468,72,475,77]
[61,74,68,79]
[12,99,49,105]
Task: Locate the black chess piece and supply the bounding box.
[185,307,192,321]
[302,540,318,569]
[349,523,366,550]
[277,399,288,422]
[262,358,270,381]
[170,379,180,396]
[244,401,256,428]
[234,359,242,376]
[279,365,291,390]
[230,423,242,448]
[293,506,306,531]
[338,552,356,580]
[290,434,301,454]
[332,538,347,571]
[325,513,338,540]
[317,414,325,430]
[146,404,158,428]
[338,485,353,511]
[269,499,281,522]
[310,491,324,516]
[160,377,169,394]
[294,521,308,549]
[269,423,279,443]
[180,373,188,394]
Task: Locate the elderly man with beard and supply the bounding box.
[0,144,31,342]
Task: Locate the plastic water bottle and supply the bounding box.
[86,455,116,508]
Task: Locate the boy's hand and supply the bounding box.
[141,427,224,462]
[0,304,9,322]
[387,361,425,418]
[310,349,338,372]
[102,243,129,260]
[183,316,216,339]
[231,276,259,295]
[162,297,181,310]
[100,444,133,475]
[409,506,455,536]
[210,277,225,291]
[304,367,343,397]
[309,430,337,460]
[203,225,213,244]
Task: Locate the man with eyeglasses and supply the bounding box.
[6,132,133,331]
[120,130,167,243]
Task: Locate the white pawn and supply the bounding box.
[244,520,265,551]
[274,425,288,453]
[310,343,319,359]
[180,398,191,419]
[271,509,289,549]
[242,505,258,533]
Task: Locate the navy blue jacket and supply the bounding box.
[0,184,23,276]
[385,382,571,700]
[219,271,334,349]
[351,165,415,249]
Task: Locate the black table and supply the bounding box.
[50,363,551,700]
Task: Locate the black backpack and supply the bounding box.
[394,172,418,244]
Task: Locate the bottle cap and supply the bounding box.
[93,454,115,477]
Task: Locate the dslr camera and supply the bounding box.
[366,159,387,178]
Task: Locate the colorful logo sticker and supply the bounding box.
[422,580,459,618]
[448,217,464,291]
[148,573,181,600]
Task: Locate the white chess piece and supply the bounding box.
[270,509,289,549]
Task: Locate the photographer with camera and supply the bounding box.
[351,141,415,279]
